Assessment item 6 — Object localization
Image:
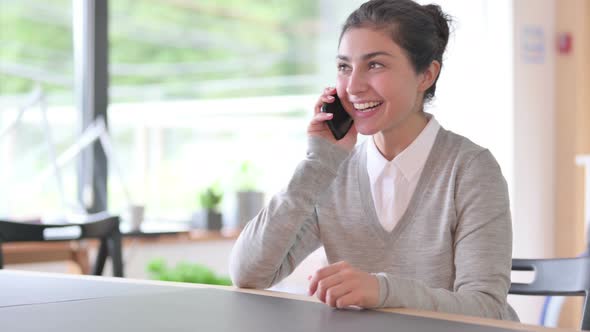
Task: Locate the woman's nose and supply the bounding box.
[345,70,368,96]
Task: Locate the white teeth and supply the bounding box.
[353,101,382,111]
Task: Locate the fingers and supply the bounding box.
[308,86,359,148]
[314,87,337,114]
[308,262,380,309]
[320,93,335,104]
[307,113,333,138]
[308,261,349,296]
[309,112,333,126]
[315,272,344,303]
[334,291,361,309]
[325,283,354,308]
[322,86,337,100]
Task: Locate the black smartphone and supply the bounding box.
[321,94,353,140]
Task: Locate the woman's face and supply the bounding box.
[336,27,426,136]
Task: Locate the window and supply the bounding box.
[0,0,78,220]
[1,0,513,230]
[107,0,322,224]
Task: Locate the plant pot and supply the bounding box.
[237,191,264,228]
[205,210,223,231]
[190,210,204,229]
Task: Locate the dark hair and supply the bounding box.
[339,0,452,102]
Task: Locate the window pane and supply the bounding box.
[107,1,323,225]
[0,0,77,220]
[109,0,319,101]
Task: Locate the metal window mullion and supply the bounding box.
[73,0,109,213]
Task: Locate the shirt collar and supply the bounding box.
[367,113,440,184]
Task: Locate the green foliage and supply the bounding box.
[147,258,232,286]
[199,183,223,211]
[234,161,262,192]
[0,0,319,100]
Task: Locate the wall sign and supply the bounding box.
[522,25,545,64]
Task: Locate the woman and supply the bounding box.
[229,0,518,321]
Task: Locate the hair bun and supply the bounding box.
[423,4,451,52]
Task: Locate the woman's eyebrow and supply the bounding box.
[336,51,394,62]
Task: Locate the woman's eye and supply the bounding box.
[337,63,351,72]
[369,62,383,69]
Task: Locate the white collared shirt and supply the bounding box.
[367,114,440,232]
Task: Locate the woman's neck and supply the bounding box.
[373,112,428,161]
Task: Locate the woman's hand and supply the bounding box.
[308,87,358,151]
[308,261,380,309]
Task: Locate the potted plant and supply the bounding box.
[234,161,264,228]
[198,182,224,231]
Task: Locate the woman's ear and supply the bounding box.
[418,60,441,92]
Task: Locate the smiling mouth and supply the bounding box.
[353,101,383,113]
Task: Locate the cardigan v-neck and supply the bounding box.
[358,128,444,244]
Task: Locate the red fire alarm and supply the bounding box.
[557,32,573,54]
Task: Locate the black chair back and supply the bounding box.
[0,212,123,277]
[510,257,590,330]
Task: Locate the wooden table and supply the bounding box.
[2,226,240,274]
[3,241,91,273]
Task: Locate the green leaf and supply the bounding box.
[198,182,224,210]
[146,259,232,286]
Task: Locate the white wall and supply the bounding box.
[512,0,556,261]
[510,0,556,324]
[421,0,514,193]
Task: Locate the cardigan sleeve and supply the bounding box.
[229,137,350,289]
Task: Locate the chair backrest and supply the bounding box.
[0,212,123,277]
[510,257,590,330]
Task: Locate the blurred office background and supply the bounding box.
[1,0,589,328]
